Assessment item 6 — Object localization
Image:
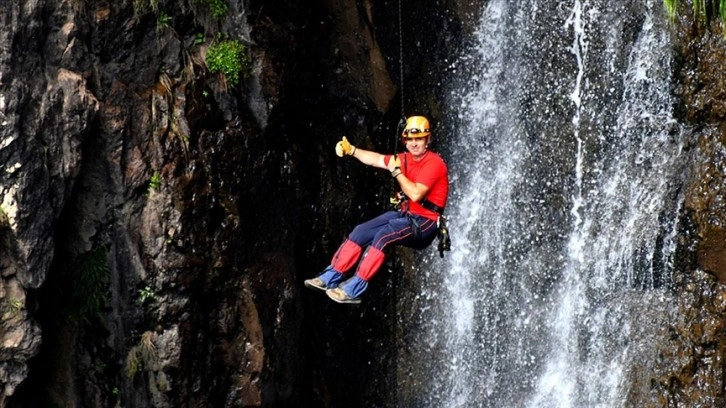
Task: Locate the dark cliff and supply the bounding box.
[0,0,462,407]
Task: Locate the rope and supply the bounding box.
[393,0,405,155]
[397,0,405,119]
[392,4,405,407]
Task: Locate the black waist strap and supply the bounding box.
[420,198,445,215]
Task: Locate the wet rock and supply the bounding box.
[669,13,726,405]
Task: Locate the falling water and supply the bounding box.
[407,1,691,407]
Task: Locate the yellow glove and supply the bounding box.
[335,136,356,157]
[390,155,401,169]
[390,155,402,177]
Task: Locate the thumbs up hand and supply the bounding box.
[335,136,356,157]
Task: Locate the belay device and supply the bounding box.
[437,215,451,258]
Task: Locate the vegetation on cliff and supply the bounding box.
[665,0,726,24]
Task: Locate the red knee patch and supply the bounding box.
[356,247,386,281]
[331,239,362,272]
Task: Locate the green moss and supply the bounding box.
[206,38,250,87]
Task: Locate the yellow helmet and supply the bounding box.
[401,116,431,139]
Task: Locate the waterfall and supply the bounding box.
[408,1,691,406]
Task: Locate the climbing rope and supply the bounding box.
[391,4,405,399]
[397,0,405,120]
[392,0,406,156]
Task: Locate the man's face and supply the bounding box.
[404,136,428,158]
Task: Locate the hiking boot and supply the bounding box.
[304,277,327,292]
[326,288,361,305]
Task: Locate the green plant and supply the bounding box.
[194,0,228,19]
[148,171,162,193]
[691,0,707,22]
[4,298,23,314]
[206,38,250,87]
[665,0,678,19]
[71,246,109,319]
[138,285,155,303]
[664,0,726,25]
[125,348,141,379]
[112,387,121,407]
[92,361,107,374]
[125,331,158,379]
[157,12,172,29]
[194,33,205,45]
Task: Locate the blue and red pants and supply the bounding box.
[318,210,438,298]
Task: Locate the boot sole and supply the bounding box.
[326,289,361,304]
[304,280,327,292]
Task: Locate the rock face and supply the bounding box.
[644,10,726,408]
[2,0,726,407]
[1,1,98,403]
[0,212,41,406]
[0,0,460,406]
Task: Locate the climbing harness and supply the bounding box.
[420,198,444,215]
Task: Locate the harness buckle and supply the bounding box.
[390,191,407,210]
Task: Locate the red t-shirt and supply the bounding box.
[386,151,449,221]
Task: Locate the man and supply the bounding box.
[304,116,449,304]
